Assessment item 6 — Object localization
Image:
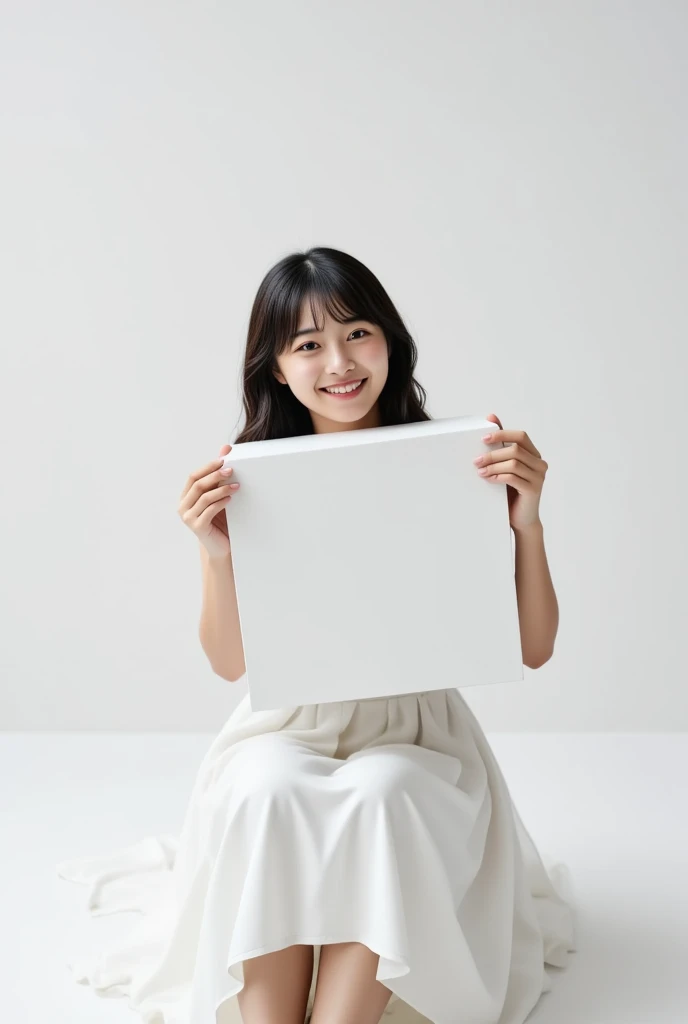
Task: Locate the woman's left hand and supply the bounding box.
[473,413,548,532]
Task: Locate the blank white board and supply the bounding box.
[223,414,523,711]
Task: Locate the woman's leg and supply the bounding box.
[309,942,393,1024]
[237,943,314,1024]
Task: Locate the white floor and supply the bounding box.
[2,732,686,1024]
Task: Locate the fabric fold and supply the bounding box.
[57,687,576,1024]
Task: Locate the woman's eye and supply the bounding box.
[298,329,368,352]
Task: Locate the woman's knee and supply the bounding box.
[343,749,421,806]
[229,734,308,802]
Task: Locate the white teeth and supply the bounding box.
[324,380,363,394]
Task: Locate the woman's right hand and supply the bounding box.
[178,444,240,561]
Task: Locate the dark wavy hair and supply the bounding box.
[231,247,432,443]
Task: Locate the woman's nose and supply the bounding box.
[328,353,355,372]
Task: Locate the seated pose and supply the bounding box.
[58,246,576,1024]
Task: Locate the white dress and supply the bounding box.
[57,685,576,1024]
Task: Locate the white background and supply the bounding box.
[2,0,686,731]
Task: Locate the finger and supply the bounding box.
[485,463,541,486]
[188,480,236,519]
[198,488,235,520]
[177,456,228,503]
[483,429,540,459]
[179,457,228,503]
[488,473,541,490]
[480,446,546,474]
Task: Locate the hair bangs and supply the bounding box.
[275,266,376,356]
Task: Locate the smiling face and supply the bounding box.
[273,297,390,434]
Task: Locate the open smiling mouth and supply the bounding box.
[319,378,368,399]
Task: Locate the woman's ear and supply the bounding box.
[272,367,287,385]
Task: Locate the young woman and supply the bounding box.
[58,247,576,1024]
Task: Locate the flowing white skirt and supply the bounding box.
[57,687,576,1024]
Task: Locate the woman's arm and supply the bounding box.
[513,520,559,669]
[198,545,246,681]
